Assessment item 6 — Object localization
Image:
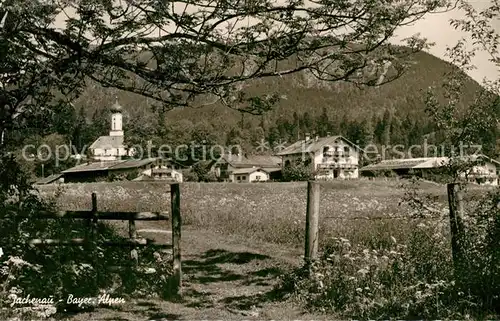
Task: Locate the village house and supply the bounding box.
[88,100,134,161]
[277,133,363,180]
[229,167,279,183]
[60,157,183,183]
[360,155,500,185]
[133,167,183,182]
[213,154,282,182]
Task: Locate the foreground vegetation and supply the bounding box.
[0,175,175,320]
[36,179,499,319]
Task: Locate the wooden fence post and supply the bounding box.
[90,193,97,237]
[129,219,138,266]
[170,183,182,296]
[305,181,320,272]
[90,192,98,297]
[447,183,465,282]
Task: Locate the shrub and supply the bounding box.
[0,157,175,319]
[279,221,462,319]
[182,170,199,182]
[282,163,315,181]
[278,185,500,319]
[457,188,500,310]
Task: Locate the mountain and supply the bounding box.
[63,49,497,158]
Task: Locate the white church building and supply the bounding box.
[88,100,134,161]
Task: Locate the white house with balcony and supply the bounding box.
[277,133,363,180]
[88,100,134,161]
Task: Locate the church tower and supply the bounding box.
[109,99,124,137]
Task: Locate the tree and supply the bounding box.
[317,106,330,137]
[51,102,77,139]
[360,117,375,147]
[301,112,313,134]
[0,0,448,190]
[419,4,500,312]
[3,0,445,115]
[381,109,392,146]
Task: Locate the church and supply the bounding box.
[88,100,134,161]
[50,100,184,183]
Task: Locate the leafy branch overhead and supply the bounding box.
[1,0,448,117]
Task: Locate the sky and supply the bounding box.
[391,1,499,84]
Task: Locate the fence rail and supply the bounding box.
[12,183,182,296]
[28,211,170,220]
[304,181,465,277]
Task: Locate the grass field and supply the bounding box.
[33,179,499,319]
[36,179,451,247]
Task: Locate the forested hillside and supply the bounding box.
[9,49,499,178]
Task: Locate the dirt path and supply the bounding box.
[68,226,324,320]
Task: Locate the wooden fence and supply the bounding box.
[26,183,182,296]
[304,181,465,275]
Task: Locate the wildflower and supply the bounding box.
[356,287,363,293]
[417,223,426,228]
[0,247,3,258]
[144,268,156,274]
[357,268,369,275]
[390,236,397,244]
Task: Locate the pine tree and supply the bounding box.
[317,106,330,136]
[382,109,392,146]
[292,112,300,140]
[72,106,88,151]
[361,117,374,147]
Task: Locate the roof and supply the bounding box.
[220,155,281,168]
[34,173,63,185]
[232,167,267,175]
[110,158,159,170]
[232,167,280,175]
[89,135,125,150]
[110,100,123,113]
[276,135,363,156]
[360,155,499,172]
[62,158,180,174]
[463,154,500,166]
[62,160,124,173]
[360,157,448,171]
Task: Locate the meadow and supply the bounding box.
[34,179,500,319]
[36,179,449,247]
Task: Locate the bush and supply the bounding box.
[279,222,461,319]
[0,156,175,319]
[282,163,315,182]
[277,185,500,319]
[457,188,500,309]
[182,170,199,182]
